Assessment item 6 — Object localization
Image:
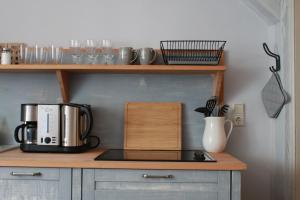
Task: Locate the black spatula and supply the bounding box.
[194,107,210,117]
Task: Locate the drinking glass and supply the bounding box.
[101,39,114,64]
[24,46,33,64]
[70,40,81,64]
[50,45,63,64]
[34,45,47,64]
[85,40,98,64]
[19,44,26,64]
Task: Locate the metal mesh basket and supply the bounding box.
[160,40,226,65]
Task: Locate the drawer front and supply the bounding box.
[0,167,72,200]
[0,167,60,180]
[83,169,231,200]
[95,169,219,183]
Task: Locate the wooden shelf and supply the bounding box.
[0,64,225,103]
[0,64,225,73]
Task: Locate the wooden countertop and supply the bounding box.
[0,148,247,170]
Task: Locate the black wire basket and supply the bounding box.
[160,40,226,65]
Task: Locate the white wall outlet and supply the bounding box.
[232,104,245,127]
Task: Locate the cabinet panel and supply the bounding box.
[83,169,231,200]
[95,190,218,200]
[0,167,71,200]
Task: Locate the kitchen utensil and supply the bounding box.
[218,104,229,117]
[194,107,210,117]
[124,102,182,150]
[206,97,217,117]
[202,117,233,153]
[70,40,82,64]
[117,47,138,65]
[160,40,226,65]
[138,48,157,65]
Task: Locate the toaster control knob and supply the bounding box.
[44,137,51,144]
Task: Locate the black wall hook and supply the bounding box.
[263,43,281,72]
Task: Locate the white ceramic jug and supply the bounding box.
[202,117,233,153]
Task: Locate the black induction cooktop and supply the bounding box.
[94,149,216,162]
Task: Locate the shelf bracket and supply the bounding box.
[212,71,224,105]
[56,70,70,103]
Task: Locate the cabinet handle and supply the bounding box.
[142,174,174,179]
[10,172,42,177]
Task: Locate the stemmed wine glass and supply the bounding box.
[101,39,114,64]
[70,40,81,64]
[85,40,98,64]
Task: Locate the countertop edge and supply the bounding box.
[0,149,247,171]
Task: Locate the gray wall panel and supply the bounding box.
[0,73,212,150]
[69,73,212,149]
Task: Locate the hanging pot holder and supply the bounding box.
[261,72,289,118]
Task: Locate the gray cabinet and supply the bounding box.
[0,167,241,200]
[0,167,72,200]
[82,169,238,200]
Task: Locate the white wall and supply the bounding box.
[241,0,281,24]
[0,0,274,199]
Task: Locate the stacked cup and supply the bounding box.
[19,44,63,64]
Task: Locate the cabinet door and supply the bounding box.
[0,167,71,200]
[82,169,231,200]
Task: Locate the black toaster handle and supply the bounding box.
[14,124,26,143]
[80,105,93,140]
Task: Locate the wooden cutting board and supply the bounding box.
[124,102,182,150]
